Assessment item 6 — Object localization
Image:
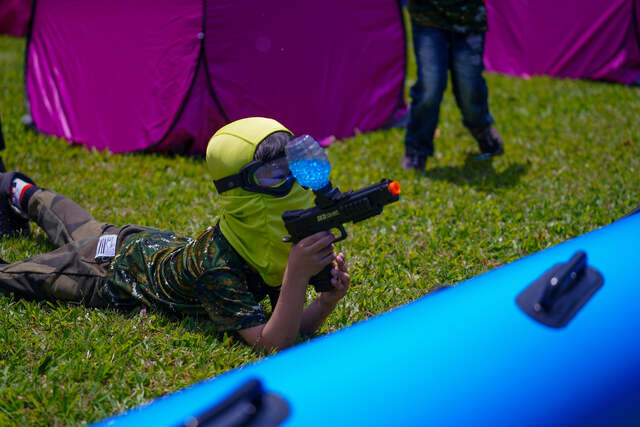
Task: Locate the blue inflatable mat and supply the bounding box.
[97,213,640,426]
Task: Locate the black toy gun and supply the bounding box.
[282,179,401,291]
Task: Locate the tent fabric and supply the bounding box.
[484,0,640,85]
[0,0,33,37]
[24,0,407,155]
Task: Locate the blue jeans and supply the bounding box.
[405,26,494,158]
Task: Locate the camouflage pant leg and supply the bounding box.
[27,188,117,247]
[0,236,113,307]
[0,188,122,306]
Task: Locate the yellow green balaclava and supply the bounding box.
[207,117,313,287]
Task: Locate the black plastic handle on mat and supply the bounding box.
[185,379,289,427]
[534,251,587,312]
[516,250,604,328]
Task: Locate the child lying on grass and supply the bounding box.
[0,117,350,352]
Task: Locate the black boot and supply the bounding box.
[0,171,34,238]
[471,126,504,160]
[401,154,427,171]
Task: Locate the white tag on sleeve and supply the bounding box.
[96,235,118,258]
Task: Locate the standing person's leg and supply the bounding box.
[0,172,117,247]
[450,32,503,157]
[403,26,450,170]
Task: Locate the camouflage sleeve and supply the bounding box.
[193,268,267,332]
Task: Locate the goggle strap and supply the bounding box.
[214,174,243,193]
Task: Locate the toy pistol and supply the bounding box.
[283,178,400,291]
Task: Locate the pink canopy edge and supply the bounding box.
[0,0,32,37]
[25,0,639,155]
[484,0,640,85]
[25,0,407,155]
[26,0,203,153]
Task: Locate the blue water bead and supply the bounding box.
[289,158,331,190]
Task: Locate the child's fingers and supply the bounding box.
[342,273,350,287]
[330,278,345,291]
[299,231,333,245]
[331,268,350,286]
[316,250,335,265]
[338,272,350,286]
[312,234,336,251]
[299,231,335,250]
[318,252,334,267]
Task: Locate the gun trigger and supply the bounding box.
[334,226,348,243]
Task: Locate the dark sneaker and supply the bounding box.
[472,126,504,160]
[402,155,427,171]
[0,196,29,238]
[0,171,35,199]
[0,171,34,238]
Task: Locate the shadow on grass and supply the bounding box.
[0,231,57,261]
[30,232,57,251]
[424,152,530,192]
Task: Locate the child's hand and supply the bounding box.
[318,252,351,306]
[288,231,336,281]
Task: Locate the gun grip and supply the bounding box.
[309,265,334,292]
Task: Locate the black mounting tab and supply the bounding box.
[185,378,290,427]
[516,251,604,328]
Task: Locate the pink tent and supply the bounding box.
[23,1,640,155]
[484,0,640,85]
[0,0,32,37]
[24,0,407,154]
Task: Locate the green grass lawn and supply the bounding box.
[1,33,639,425]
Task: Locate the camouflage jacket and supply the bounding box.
[407,0,487,34]
[104,224,278,332]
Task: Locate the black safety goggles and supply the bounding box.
[214,156,295,197]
